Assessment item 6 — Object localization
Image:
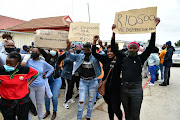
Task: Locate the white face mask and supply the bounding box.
[50,50,56,56]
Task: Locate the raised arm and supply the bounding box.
[140,17,160,64]
[111,24,126,60]
[65,39,79,61]
[0,40,6,52]
[92,35,107,63]
[57,53,66,65]
[38,48,52,62]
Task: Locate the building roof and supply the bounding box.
[7,16,72,31]
[0,15,26,29]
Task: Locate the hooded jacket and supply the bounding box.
[163,46,175,67]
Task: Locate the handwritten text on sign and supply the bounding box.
[35,30,68,49]
[113,7,157,34]
[68,22,99,42]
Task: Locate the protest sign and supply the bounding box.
[35,29,68,49]
[68,22,99,42]
[113,7,157,34]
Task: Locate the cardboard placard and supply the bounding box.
[113,7,157,34]
[68,22,99,42]
[35,29,68,49]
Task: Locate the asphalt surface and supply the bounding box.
[0,66,180,120]
[90,66,180,120]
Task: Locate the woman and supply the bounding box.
[27,48,54,120]
[41,49,62,120]
[92,35,124,120]
[147,47,160,86]
[65,40,101,120]
[0,52,39,120]
[111,17,160,120]
[57,48,75,109]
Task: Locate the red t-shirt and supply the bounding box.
[0,66,38,100]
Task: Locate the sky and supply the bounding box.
[1,0,180,46]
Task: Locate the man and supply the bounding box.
[20,45,29,54]
[0,34,30,67]
[159,41,175,86]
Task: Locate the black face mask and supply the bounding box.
[76,50,81,54]
[128,51,137,57]
[31,53,39,60]
[5,48,15,53]
[84,52,91,57]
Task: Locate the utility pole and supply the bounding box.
[87,3,90,23]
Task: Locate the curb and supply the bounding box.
[71,97,105,120]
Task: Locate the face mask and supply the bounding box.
[50,50,56,56]
[76,50,81,54]
[31,52,39,60]
[30,51,32,54]
[4,64,18,72]
[128,51,137,57]
[84,52,91,57]
[58,52,60,56]
[5,48,15,53]
[123,47,127,49]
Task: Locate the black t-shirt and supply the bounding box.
[80,58,95,78]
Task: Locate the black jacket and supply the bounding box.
[163,46,175,67]
[92,45,123,94]
[39,48,60,79]
[111,33,156,82]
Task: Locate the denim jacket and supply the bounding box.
[65,51,102,78]
[60,56,74,80]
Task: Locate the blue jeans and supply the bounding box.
[45,75,62,112]
[160,63,164,80]
[94,79,101,102]
[77,78,98,120]
[148,65,157,84]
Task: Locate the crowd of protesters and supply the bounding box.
[0,16,176,120]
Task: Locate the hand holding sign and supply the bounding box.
[155,17,160,26]
[113,7,157,34]
[93,35,99,42]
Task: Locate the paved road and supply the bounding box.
[90,66,180,120]
[0,66,179,120]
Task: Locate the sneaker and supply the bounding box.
[157,80,164,83]
[147,83,155,86]
[68,99,75,103]
[63,103,69,109]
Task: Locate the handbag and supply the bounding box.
[98,66,113,96]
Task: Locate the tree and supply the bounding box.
[175,40,180,47]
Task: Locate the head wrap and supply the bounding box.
[128,42,139,48]
[76,44,82,49]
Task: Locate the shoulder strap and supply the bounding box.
[104,67,113,82]
[104,59,116,82]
